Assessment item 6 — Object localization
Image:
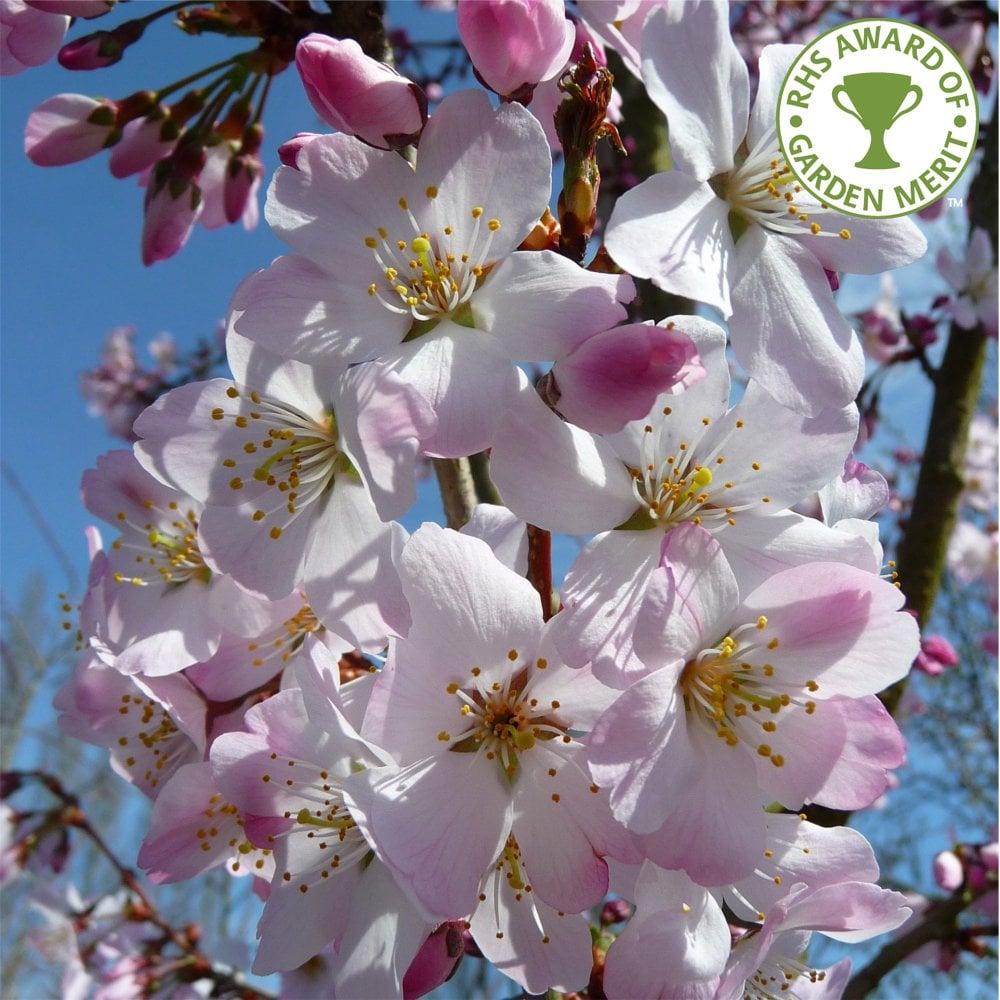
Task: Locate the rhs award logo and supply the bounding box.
[777,18,979,218]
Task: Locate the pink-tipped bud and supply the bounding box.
[551,321,705,434]
[108,112,173,178]
[224,146,262,226]
[57,18,143,70]
[457,0,574,100]
[141,153,204,265]
[932,849,965,892]
[914,634,959,676]
[295,34,427,150]
[401,921,465,1000]
[277,131,321,169]
[24,92,117,165]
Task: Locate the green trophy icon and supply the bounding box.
[831,73,922,169]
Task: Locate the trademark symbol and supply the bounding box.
[947,197,965,208]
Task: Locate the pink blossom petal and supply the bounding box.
[738,563,919,697]
[470,870,593,995]
[603,863,728,1000]
[352,754,514,919]
[489,371,638,535]
[337,361,437,521]
[605,171,734,316]
[639,2,748,180]
[388,324,519,457]
[472,250,633,361]
[729,226,863,415]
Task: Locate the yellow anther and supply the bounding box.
[425,185,438,198]
[810,222,822,235]
[839,229,851,240]
[471,207,483,218]
[364,237,378,249]
[488,219,501,231]
[226,387,239,399]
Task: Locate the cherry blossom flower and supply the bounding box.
[133,331,428,649]
[233,88,635,456]
[603,814,888,999]
[492,317,868,679]
[349,524,638,927]
[587,522,916,885]
[716,880,910,999]
[604,2,926,413]
[80,450,269,676]
[55,652,205,798]
[938,227,998,338]
[211,642,430,993]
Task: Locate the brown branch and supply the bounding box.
[886,106,996,714]
[843,887,994,999]
[432,457,477,529]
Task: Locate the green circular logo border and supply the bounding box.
[776,17,980,220]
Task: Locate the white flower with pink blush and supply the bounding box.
[493,317,869,681]
[347,525,637,951]
[80,450,271,677]
[134,331,431,650]
[233,88,639,455]
[604,1,926,413]
[588,522,917,885]
[938,227,998,338]
[210,641,431,996]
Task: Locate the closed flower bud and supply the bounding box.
[932,849,964,892]
[295,33,427,150]
[457,0,574,100]
[57,17,144,70]
[24,92,118,165]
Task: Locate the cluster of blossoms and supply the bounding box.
[9,0,997,997]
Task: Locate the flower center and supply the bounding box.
[215,386,355,543]
[244,604,324,674]
[438,651,577,783]
[111,498,210,588]
[744,948,827,1000]
[260,752,372,897]
[679,618,820,769]
[364,187,502,325]
[723,129,851,242]
[623,407,768,533]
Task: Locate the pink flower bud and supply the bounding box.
[295,34,427,150]
[277,131,321,169]
[58,18,143,70]
[1,0,68,76]
[914,634,959,676]
[401,921,464,1000]
[933,849,964,892]
[108,113,173,178]
[457,0,574,99]
[223,149,261,227]
[551,321,705,434]
[142,163,203,266]
[24,92,117,165]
